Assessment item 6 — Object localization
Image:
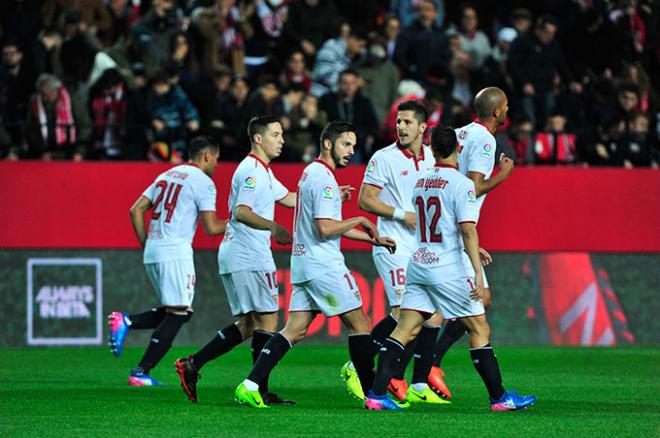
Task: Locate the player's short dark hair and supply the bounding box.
[339,68,360,80]
[247,115,281,143]
[188,135,219,158]
[397,100,429,124]
[320,121,357,147]
[430,124,458,159]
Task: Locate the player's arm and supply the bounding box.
[343,228,397,254]
[315,216,371,239]
[469,153,514,197]
[129,195,153,248]
[358,183,416,229]
[200,212,228,236]
[276,191,297,208]
[235,205,292,245]
[459,222,484,300]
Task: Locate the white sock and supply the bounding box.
[412,383,428,391]
[242,379,259,392]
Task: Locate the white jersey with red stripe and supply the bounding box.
[290,160,345,283]
[219,153,289,273]
[142,163,217,263]
[407,164,480,283]
[455,120,496,214]
[363,142,436,255]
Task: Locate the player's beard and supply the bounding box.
[331,146,351,168]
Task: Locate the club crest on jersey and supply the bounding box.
[482,143,493,157]
[468,189,476,202]
[367,160,375,172]
[244,176,256,190]
[208,184,217,195]
[323,185,334,199]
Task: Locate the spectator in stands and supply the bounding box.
[608,0,648,63]
[479,27,516,94]
[448,50,476,113]
[131,0,183,77]
[100,0,139,46]
[381,15,401,60]
[42,0,112,38]
[279,50,312,93]
[393,0,451,84]
[510,8,532,35]
[355,42,400,127]
[578,114,626,166]
[495,116,535,165]
[383,85,444,144]
[618,111,652,167]
[33,30,63,76]
[282,0,340,59]
[238,0,288,79]
[146,70,200,161]
[243,75,284,123]
[123,63,150,160]
[452,3,492,70]
[166,31,199,87]
[0,41,35,149]
[0,81,18,160]
[25,73,87,160]
[533,112,577,164]
[618,63,657,113]
[88,68,128,159]
[310,26,368,97]
[282,89,328,162]
[320,68,378,161]
[508,14,582,129]
[392,0,445,29]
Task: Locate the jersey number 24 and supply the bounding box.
[152,181,183,223]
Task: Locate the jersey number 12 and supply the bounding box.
[414,196,443,243]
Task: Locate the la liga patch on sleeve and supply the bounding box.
[322,185,334,199]
[243,176,256,190]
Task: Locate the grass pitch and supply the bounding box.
[1,345,657,437]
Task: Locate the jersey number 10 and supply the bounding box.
[414,196,443,243]
[152,181,183,223]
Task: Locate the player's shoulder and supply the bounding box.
[306,160,336,185]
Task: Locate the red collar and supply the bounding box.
[435,163,458,170]
[186,162,201,169]
[396,141,425,161]
[248,153,269,170]
[314,158,336,175]
[473,119,493,134]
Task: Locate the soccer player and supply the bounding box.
[432,87,514,387]
[174,115,296,405]
[341,100,448,405]
[234,121,396,408]
[108,136,227,386]
[364,124,536,411]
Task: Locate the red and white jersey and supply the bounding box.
[290,160,345,283]
[407,164,480,283]
[455,120,496,214]
[363,143,435,255]
[143,163,217,263]
[219,153,289,273]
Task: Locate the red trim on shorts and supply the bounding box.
[248,153,269,169]
[400,307,434,315]
[363,182,383,190]
[314,159,336,175]
[332,305,364,318]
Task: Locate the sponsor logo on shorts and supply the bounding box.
[394,286,405,298]
[244,176,256,189]
[412,248,440,265]
[292,243,306,256]
[367,160,375,172]
[323,185,334,199]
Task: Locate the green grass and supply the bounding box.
[1,345,658,437]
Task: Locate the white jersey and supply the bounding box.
[455,120,496,214]
[363,143,436,255]
[143,163,217,263]
[407,164,480,283]
[290,160,345,283]
[218,153,289,273]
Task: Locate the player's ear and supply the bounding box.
[420,121,428,133]
[322,138,332,151]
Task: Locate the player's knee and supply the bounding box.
[282,324,307,344]
[468,317,490,339]
[390,307,400,320]
[253,312,278,333]
[391,325,416,346]
[235,315,255,338]
[425,311,443,328]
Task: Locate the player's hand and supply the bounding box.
[339,185,355,202]
[403,211,416,230]
[374,236,396,254]
[470,275,485,301]
[271,223,293,245]
[360,217,378,239]
[479,247,493,266]
[498,153,514,178]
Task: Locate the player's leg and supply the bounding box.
[408,311,442,397]
[338,307,376,396]
[460,314,536,411]
[236,310,315,408]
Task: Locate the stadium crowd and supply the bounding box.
[0,0,658,167]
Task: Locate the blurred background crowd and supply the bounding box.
[0,0,658,166]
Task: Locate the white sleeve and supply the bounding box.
[362,152,389,189]
[142,182,157,201]
[270,171,289,201]
[193,176,217,212]
[233,167,261,210]
[312,177,341,220]
[468,134,496,176]
[456,179,480,224]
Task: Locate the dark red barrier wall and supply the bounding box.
[1,162,658,252]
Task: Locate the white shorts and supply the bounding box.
[401,277,485,319]
[373,252,410,307]
[144,259,196,307]
[461,250,489,288]
[221,271,279,316]
[289,269,363,317]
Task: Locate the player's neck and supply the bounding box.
[475,118,497,135]
[436,156,458,169]
[316,153,336,171]
[408,140,423,158]
[249,148,271,166]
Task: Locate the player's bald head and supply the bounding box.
[474,87,507,120]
